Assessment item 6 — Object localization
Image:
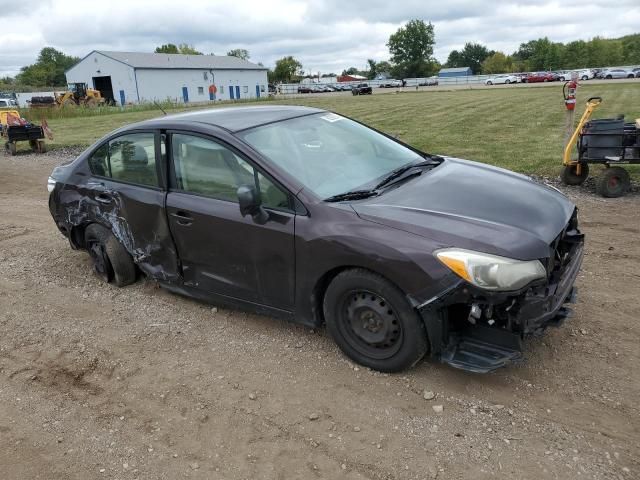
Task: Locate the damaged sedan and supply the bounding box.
[48,106,584,373]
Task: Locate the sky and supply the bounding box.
[1,0,639,77]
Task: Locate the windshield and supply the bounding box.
[238,113,423,198]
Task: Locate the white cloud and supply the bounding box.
[0,0,638,77]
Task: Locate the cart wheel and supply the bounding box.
[561,163,589,186]
[596,167,630,198]
[5,142,16,156]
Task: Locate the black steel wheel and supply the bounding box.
[323,269,428,372]
[84,224,137,287]
[596,167,630,198]
[561,163,589,186]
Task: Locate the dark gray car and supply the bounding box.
[48,106,583,373]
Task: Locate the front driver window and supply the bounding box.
[171,134,290,210]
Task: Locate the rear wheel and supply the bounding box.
[596,167,630,198]
[581,75,588,81]
[561,163,589,186]
[323,269,428,372]
[486,81,493,85]
[606,75,612,79]
[84,224,136,287]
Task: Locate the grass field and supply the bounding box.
[30,82,640,177]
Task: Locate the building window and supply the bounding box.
[219,85,224,94]
[198,86,204,95]
[243,86,248,94]
[260,85,265,92]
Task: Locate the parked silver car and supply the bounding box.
[602,68,635,79]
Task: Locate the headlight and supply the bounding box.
[47,176,57,193]
[435,248,546,291]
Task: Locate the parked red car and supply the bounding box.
[522,72,556,83]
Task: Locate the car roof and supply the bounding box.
[135,105,325,133]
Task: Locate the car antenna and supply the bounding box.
[154,101,167,116]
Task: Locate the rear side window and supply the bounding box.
[88,133,158,187]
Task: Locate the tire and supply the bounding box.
[596,167,630,198]
[323,269,428,372]
[559,77,565,82]
[627,74,635,79]
[505,79,510,84]
[543,78,549,82]
[84,224,136,287]
[606,75,612,79]
[582,76,588,81]
[5,142,16,156]
[561,163,589,186]
[352,91,358,96]
[486,81,493,85]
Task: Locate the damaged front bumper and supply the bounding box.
[419,243,584,373]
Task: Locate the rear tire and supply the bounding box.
[84,224,136,287]
[486,81,493,85]
[561,163,589,186]
[581,75,588,81]
[323,269,428,372]
[596,167,630,198]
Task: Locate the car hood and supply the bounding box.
[352,157,575,260]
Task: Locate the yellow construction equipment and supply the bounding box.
[55,82,105,107]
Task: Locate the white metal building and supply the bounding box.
[66,51,268,105]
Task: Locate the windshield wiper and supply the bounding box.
[324,189,379,202]
[374,159,438,190]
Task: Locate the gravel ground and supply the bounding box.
[0,150,639,480]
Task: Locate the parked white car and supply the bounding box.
[574,69,594,81]
[485,75,518,85]
[601,68,635,79]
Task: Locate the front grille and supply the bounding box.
[547,209,583,281]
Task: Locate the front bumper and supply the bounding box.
[419,243,584,373]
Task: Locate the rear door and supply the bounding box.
[84,131,180,280]
[165,132,296,310]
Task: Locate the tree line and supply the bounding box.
[2,27,639,91]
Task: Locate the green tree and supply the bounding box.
[177,44,202,55]
[155,44,179,54]
[154,43,202,55]
[366,59,378,79]
[621,34,640,64]
[387,19,436,78]
[273,56,302,82]
[481,52,513,74]
[446,43,493,74]
[16,47,79,87]
[513,38,562,70]
[227,49,250,60]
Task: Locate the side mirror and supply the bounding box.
[237,185,269,224]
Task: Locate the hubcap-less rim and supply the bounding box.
[88,241,110,282]
[339,291,403,360]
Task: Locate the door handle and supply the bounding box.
[170,211,193,226]
[95,193,111,204]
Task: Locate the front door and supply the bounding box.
[165,132,296,310]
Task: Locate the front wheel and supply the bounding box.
[323,269,428,372]
[505,80,510,84]
[561,163,589,186]
[486,81,493,85]
[582,75,588,81]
